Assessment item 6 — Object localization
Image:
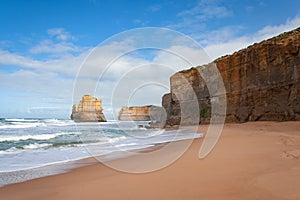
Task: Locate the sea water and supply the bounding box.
[0,118,202,186]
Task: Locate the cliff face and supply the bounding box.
[163,28,300,126]
[118,105,164,122]
[71,95,107,122]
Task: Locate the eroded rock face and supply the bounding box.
[71,95,107,122]
[162,28,300,125]
[118,105,164,122]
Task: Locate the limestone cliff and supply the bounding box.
[71,95,107,122]
[162,27,300,126]
[118,105,164,122]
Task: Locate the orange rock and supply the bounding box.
[71,95,107,122]
[162,27,300,126]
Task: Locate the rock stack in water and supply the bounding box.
[71,95,107,122]
[118,105,164,122]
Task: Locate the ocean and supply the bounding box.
[0,118,202,187]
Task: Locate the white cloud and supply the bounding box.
[29,40,82,54]
[169,0,232,31]
[153,45,211,67]
[29,28,84,55]
[178,0,232,20]
[0,48,86,76]
[148,5,161,12]
[0,49,41,68]
[0,69,74,118]
[253,16,300,41]
[203,16,300,60]
[132,19,142,24]
[47,28,74,41]
[0,70,73,97]
[192,25,245,46]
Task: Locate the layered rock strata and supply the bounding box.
[118,105,164,122]
[162,28,300,126]
[71,95,107,122]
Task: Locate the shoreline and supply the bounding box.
[0,142,158,187]
[0,128,201,187]
[1,121,300,199]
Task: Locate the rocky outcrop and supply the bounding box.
[118,105,164,122]
[71,95,107,122]
[162,27,300,126]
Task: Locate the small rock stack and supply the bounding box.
[71,95,107,122]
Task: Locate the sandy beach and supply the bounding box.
[0,121,299,200]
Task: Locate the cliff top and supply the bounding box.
[81,95,102,102]
[214,27,300,63]
[175,27,300,76]
[121,105,160,109]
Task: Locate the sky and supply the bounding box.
[0,0,299,119]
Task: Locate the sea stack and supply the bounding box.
[118,105,164,122]
[71,95,107,122]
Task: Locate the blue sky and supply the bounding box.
[0,0,299,119]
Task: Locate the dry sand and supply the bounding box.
[0,121,299,200]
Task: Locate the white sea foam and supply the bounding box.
[5,118,39,122]
[107,136,127,143]
[22,143,52,149]
[0,132,74,142]
[114,142,138,147]
[0,118,75,129]
[43,119,75,126]
[0,123,42,129]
